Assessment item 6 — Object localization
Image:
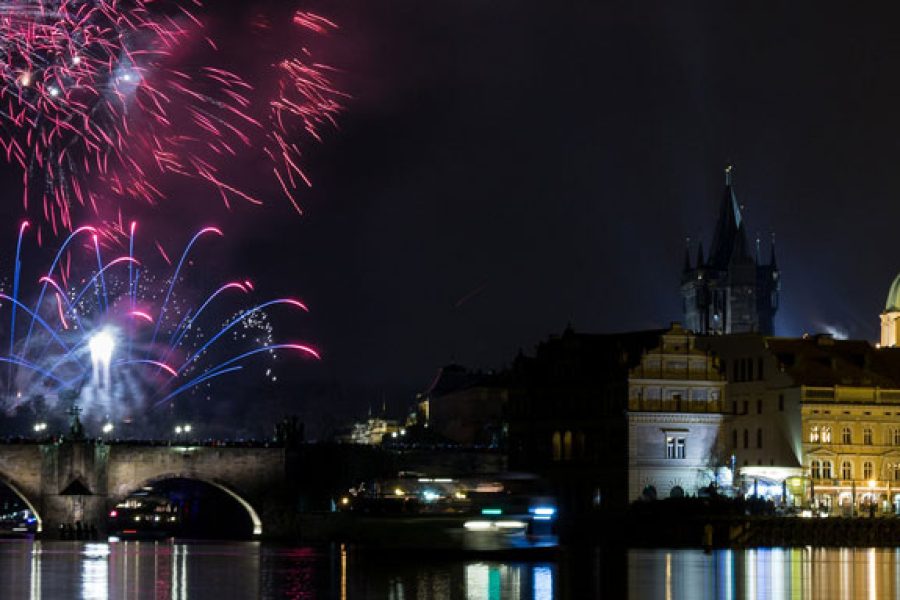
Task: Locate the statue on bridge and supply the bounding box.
[67,405,85,441]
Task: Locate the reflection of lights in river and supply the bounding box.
[81,543,109,600]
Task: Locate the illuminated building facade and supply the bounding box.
[626,324,728,500]
[681,166,780,335]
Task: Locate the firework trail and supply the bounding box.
[0,1,343,239]
[0,221,319,433]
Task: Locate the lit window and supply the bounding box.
[864,428,873,445]
[842,461,852,480]
[666,436,686,459]
[842,427,852,445]
[811,460,821,479]
[809,425,819,443]
[822,426,832,443]
[894,467,900,481]
[863,461,873,479]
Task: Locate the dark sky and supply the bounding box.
[4,0,900,429]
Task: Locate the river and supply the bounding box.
[4,540,898,598]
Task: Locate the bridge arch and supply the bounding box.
[0,471,42,533]
[113,473,263,536]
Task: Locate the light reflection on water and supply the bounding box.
[628,547,900,599]
[0,539,556,599]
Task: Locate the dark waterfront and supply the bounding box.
[10,539,900,598]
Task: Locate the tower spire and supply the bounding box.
[696,241,705,268]
[769,232,777,268]
[725,164,733,186]
[683,237,692,272]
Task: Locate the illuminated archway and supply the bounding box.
[0,472,43,533]
[117,475,262,536]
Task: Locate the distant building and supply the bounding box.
[422,365,507,447]
[338,416,403,445]
[681,166,780,335]
[627,324,728,500]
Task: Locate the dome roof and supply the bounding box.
[886,273,900,312]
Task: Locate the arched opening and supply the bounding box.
[110,477,261,539]
[0,474,42,533]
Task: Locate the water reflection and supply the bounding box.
[628,547,900,599]
[0,540,555,599]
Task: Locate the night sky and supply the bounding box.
[3,0,900,433]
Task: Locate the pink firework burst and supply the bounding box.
[0,1,343,238]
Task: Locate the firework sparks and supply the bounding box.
[0,221,319,432]
[0,2,343,237]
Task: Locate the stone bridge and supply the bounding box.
[0,440,286,536]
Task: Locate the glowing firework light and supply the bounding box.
[0,221,319,433]
[0,1,343,238]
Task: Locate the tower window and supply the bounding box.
[809,425,819,443]
[822,426,832,443]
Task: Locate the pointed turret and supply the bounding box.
[708,165,746,269]
[683,238,693,272]
[695,241,705,268]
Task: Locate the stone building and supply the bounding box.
[626,324,728,500]
[506,327,664,514]
[681,166,780,335]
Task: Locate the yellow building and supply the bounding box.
[802,381,900,514]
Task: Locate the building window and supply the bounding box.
[842,461,852,480]
[732,429,738,449]
[894,429,900,446]
[809,425,819,443]
[823,461,833,479]
[551,432,561,461]
[758,357,764,380]
[743,400,748,415]
[863,461,873,480]
[779,394,784,411]
[747,360,754,381]
[822,426,832,443]
[757,399,762,414]
[563,431,573,461]
[842,427,852,444]
[666,436,685,459]
[757,428,763,449]
[811,460,821,479]
[743,429,749,449]
[576,431,586,459]
[895,467,900,481]
[732,401,737,415]
[864,428,873,445]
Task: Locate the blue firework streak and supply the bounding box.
[0,221,319,429]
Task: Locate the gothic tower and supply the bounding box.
[681,166,780,334]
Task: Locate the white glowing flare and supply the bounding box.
[89,330,115,390]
